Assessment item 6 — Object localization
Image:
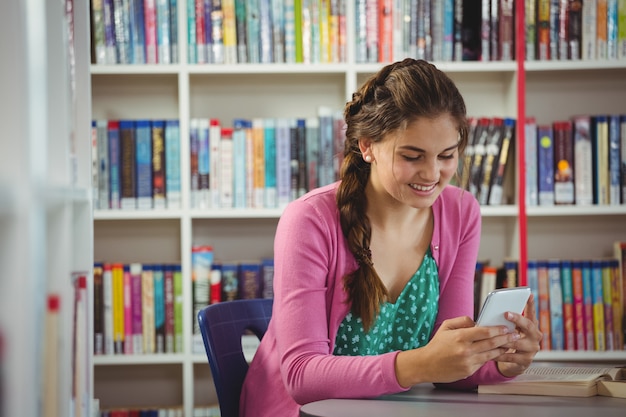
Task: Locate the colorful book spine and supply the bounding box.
[129,263,143,354]
[527,260,540,320]
[170,0,178,61]
[141,265,155,354]
[590,259,606,350]
[144,0,159,63]
[93,264,104,355]
[525,117,539,206]
[560,260,576,350]
[442,0,455,60]
[261,258,275,299]
[222,0,237,63]
[592,115,610,205]
[271,0,286,62]
[264,118,278,208]
[123,265,133,354]
[156,0,171,63]
[112,263,125,354]
[258,0,273,63]
[621,115,626,204]
[568,0,583,59]
[233,119,248,208]
[209,119,222,208]
[219,127,234,208]
[91,0,107,64]
[487,117,515,205]
[609,258,623,350]
[572,115,593,205]
[547,259,564,350]
[479,117,503,205]
[365,0,378,62]
[187,0,197,63]
[581,260,595,350]
[135,120,153,210]
[607,0,619,58]
[571,261,586,350]
[318,107,335,187]
[275,118,292,208]
[245,122,255,207]
[112,0,131,64]
[108,121,121,209]
[151,120,167,209]
[239,262,263,299]
[537,0,551,59]
[96,120,109,210]
[210,263,222,304]
[102,0,117,63]
[552,120,575,205]
[103,263,115,354]
[601,260,615,350]
[537,260,551,350]
[221,262,239,301]
[252,118,266,208]
[608,115,621,205]
[165,120,181,209]
[305,116,320,192]
[119,120,137,210]
[582,0,598,59]
[130,0,147,63]
[204,0,214,64]
[246,0,261,63]
[537,124,555,206]
[211,0,225,63]
[173,264,183,353]
[153,265,166,353]
[197,118,210,209]
[619,0,626,58]
[355,0,367,62]
[189,119,200,208]
[235,0,248,63]
[192,246,212,353]
[196,0,207,63]
[598,0,609,59]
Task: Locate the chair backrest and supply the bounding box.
[197,298,273,417]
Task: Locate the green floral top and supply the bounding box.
[333,249,439,355]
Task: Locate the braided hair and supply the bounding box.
[337,58,469,330]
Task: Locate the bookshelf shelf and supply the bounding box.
[94,354,186,366]
[89,1,626,415]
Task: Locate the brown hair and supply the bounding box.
[337,58,469,330]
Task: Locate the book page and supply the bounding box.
[515,366,623,383]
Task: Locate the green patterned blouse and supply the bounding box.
[333,249,440,355]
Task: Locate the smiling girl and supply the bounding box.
[239,58,542,417]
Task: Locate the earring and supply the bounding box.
[364,155,372,163]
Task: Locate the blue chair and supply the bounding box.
[197,298,273,417]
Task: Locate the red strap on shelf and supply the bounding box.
[516,0,528,286]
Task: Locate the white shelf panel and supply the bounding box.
[535,350,626,363]
[94,209,185,220]
[525,60,626,72]
[93,354,185,366]
[480,205,518,217]
[527,205,626,217]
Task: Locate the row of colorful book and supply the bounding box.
[90,0,179,65]
[93,263,184,356]
[457,117,516,206]
[525,114,626,207]
[355,0,515,63]
[525,0,626,61]
[526,255,625,352]
[189,112,346,210]
[187,0,348,64]
[91,119,182,211]
[191,246,274,353]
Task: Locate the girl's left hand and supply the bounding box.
[494,294,543,377]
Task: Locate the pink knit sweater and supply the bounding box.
[240,182,511,417]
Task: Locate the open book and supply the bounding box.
[478,365,626,397]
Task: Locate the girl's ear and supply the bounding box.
[358,138,372,160]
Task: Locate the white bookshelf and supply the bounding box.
[0,0,93,416]
[89,3,626,415]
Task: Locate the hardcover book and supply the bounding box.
[478,365,625,397]
[553,120,574,205]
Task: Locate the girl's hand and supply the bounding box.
[395,315,521,387]
[494,294,543,377]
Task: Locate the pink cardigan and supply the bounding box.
[240,182,511,417]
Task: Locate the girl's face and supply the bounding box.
[364,115,461,209]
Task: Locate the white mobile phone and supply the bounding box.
[475,287,531,332]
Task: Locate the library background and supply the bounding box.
[1,0,625,416]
